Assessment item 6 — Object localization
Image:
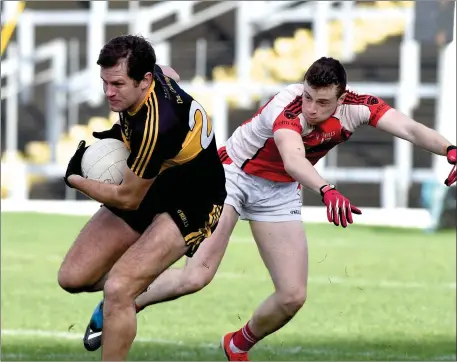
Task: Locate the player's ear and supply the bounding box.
[141,72,153,90]
[337,92,346,106]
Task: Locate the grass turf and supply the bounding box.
[1,212,455,360]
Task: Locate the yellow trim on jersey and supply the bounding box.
[130,94,159,177]
[160,112,214,174]
[128,80,155,116]
[121,131,131,151]
[159,159,180,174]
[130,98,152,173]
[140,90,160,177]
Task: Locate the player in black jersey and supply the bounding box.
[59,35,226,360]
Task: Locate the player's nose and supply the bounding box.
[104,85,116,97]
[306,104,318,114]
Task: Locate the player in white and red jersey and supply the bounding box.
[83,57,457,359]
[221,83,391,182]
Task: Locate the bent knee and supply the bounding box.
[58,262,104,293]
[181,268,215,294]
[183,273,213,294]
[276,288,307,316]
[57,266,88,294]
[103,276,134,302]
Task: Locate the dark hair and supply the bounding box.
[303,57,347,98]
[97,35,156,83]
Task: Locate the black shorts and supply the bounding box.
[105,150,227,257]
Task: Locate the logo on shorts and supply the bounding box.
[177,209,189,227]
[290,209,301,215]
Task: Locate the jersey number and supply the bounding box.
[189,100,214,149]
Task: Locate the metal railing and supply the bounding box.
[1,1,453,210]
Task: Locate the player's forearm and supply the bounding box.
[409,122,452,156]
[284,155,328,194]
[67,175,136,210]
[378,110,452,156]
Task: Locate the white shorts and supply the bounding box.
[223,162,303,222]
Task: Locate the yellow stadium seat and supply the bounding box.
[208,0,409,103]
[109,111,119,124]
[1,151,27,199]
[274,37,296,57]
[294,29,313,44]
[88,117,112,134]
[189,76,214,115]
[26,174,47,191]
[25,141,50,164]
[68,124,92,142]
[212,65,235,82]
[57,139,81,166]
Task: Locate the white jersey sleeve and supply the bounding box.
[267,84,305,134]
[338,92,392,132]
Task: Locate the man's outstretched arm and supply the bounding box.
[376,108,452,155]
[376,109,456,185]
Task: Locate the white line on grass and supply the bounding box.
[3,248,455,290]
[230,236,350,246]
[432,355,457,361]
[216,272,457,290]
[4,329,453,360]
[2,252,63,263]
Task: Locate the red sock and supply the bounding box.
[231,321,259,352]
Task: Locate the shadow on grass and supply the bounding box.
[2,335,456,361]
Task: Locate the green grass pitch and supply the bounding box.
[1,212,455,360]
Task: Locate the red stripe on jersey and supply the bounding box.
[344,92,368,104]
[272,95,303,134]
[344,92,392,126]
[218,146,232,165]
[283,96,302,119]
[243,94,302,130]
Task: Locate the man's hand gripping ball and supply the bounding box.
[92,123,123,141]
[63,140,87,188]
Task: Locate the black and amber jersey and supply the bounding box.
[118,65,221,181]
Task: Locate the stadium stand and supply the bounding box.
[0,1,443,212]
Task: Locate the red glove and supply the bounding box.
[320,185,362,228]
[445,145,456,186]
